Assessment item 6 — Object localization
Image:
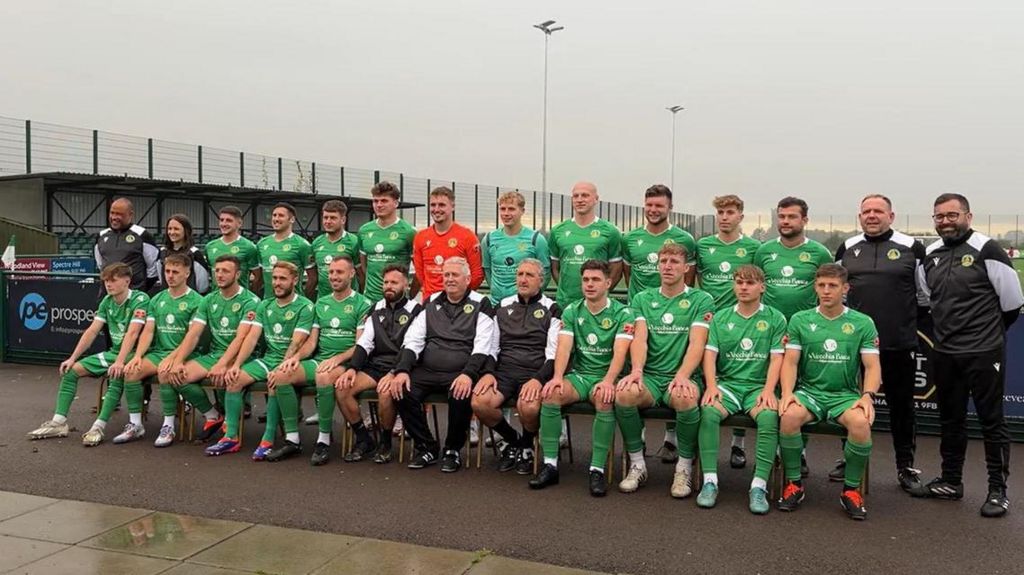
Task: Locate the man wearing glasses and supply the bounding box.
[915,193,1023,517]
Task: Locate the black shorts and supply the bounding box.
[494,367,536,401]
[362,364,389,383]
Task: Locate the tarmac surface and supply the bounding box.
[1,362,1022,575]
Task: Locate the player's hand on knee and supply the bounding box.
[541,378,564,400]
[779,393,797,415]
[316,358,339,374]
[224,366,241,386]
[109,360,127,379]
[615,372,638,392]
[451,374,473,400]
[474,374,496,396]
[852,395,875,425]
[594,380,614,405]
[521,379,542,402]
[391,373,410,399]
[279,357,299,374]
[701,384,721,407]
[756,388,778,412]
[59,359,74,375]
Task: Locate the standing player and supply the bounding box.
[621,184,696,464]
[777,264,881,520]
[915,193,1023,517]
[695,195,763,471]
[614,244,714,498]
[358,181,418,303]
[338,264,421,464]
[310,200,361,299]
[412,186,484,301]
[27,263,148,445]
[159,254,260,443]
[254,203,315,300]
[119,254,204,446]
[835,194,928,492]
[695,265,787,514]
[481,191,550,304]
[205,262,315,459]
[265,256,373,465]
[548,182,623,309]
[205,206,260,290]
[755,197,832,320]
[529,260,635,496]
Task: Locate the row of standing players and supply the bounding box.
[39,181,1024,521]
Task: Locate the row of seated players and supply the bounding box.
[27,244,878,520]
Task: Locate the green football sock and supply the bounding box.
[843,438,872,489]
[276,385,299,434]
[590,409,616,471]
[159,383,179,417]
[674,407,700,459]
[261,394,281,443]
[124,381,144,413]
[539,403,562,461]
[316,385,335,435]
[698,406,723,474]
[614,404,644,454]
[55,371,79,417]
[780,432,804,481]
[224,390,243,439]
[178,384,213,414]
[753,409,779,482]
[97,378,124,423]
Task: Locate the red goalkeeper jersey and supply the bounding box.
[413,223,484,299]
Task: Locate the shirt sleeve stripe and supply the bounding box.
[785,344,802,350]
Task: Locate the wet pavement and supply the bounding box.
[1,362,1023,575]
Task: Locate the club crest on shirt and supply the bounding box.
[533,309,545,319]
[756,320,768,332]
[389,232,399,240]
[283,244,291,252]
[961,254,974,267]
[680,299,691,309]
[463,304,474,314]
[735,248,747,258]
[231,246,240,254]
[448,238,458,248]
[232,303,241,312]
[842,322,855,335]
[601,318,612,329]
[798,252,811,262]
[285,311,295,320]
[590,230,600,238]
[887,249,900,260]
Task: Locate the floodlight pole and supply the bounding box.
[667,105,684,192]
[535,20,564,194]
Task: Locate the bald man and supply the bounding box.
[95,197,160,291]
[548,182,623,309]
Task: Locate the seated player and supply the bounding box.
[337,264,421,464]
[27,263,149,446]
[613,244,714,498]
[778,264,881,520]
[120,253,204,446]
[472,258,560,472]
[529,259,635,496]
[159,255,260,443]
[695,265,787,514]
[391,257,495,473]
[267,256,372,465]
[205,261,314,459]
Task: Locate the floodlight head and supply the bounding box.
[667,105,685,113]
[534,20,563,34]
[550,26,564,32]
[538,20,556,28]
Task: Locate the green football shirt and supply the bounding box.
[621,225,697,303]
[312,291,373,361]
[205,236,260,290]
[358,218,417,303]
[312,231,361,298]
[706,303,787,387]
[146,288,204,353]
[96,289,150,349]
[192,286,261,355]
[252,293,316,363]
[256,233,314,299]
[754,237,832,320]
[559,298,635,379]
[695,234,762,310]
[549,218,623,308]
[786,306,879,394]
[632,286,715,379]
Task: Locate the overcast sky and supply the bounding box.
[2,0,1022,222]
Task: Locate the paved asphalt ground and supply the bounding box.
[1,363,1022,575]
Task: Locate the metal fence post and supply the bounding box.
[374,170,380,185]
[311,162,316,194]
[92,130,99,175]
[340,167,345,196]
[399,173,405,202]
[24,120,31,174]
[239,152,245,187]
[198,145,203,183]
[147,139,154,179]
[277,157,283,191]
[474,184,479,233]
